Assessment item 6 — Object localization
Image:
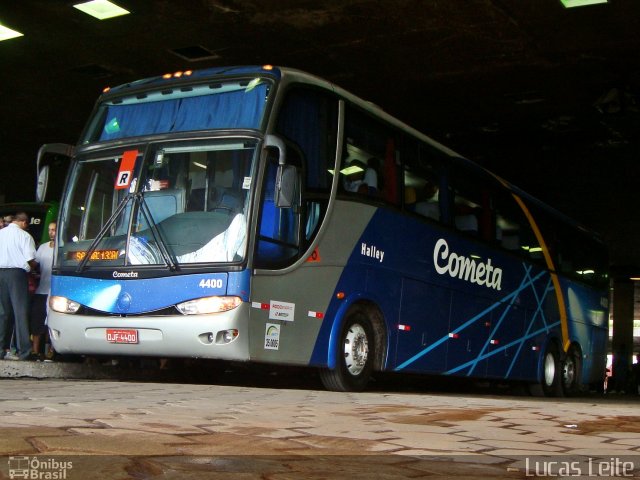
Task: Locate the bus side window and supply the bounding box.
[402,138,444,222]
[494,191,544,263]
[343,104,400,205]
[450,168,490,239]
[305,200,327,242]
[275,85,337,251]
[531,209,608,287]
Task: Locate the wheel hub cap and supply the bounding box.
[343,323,369,376]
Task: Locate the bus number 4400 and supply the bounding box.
[199,278,223,289]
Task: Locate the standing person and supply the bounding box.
[0,212,37,360]
[0,215,13,229]
[1,214,15,354]
[30,221,56,360]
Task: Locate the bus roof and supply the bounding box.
[104,65,282,96]
[98,65,603,243]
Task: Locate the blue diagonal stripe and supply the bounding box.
[505,276,553,378]
[445,321,561,375]
[468,264,533,375]
[394,269,547,372]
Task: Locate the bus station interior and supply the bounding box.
[0,0,639,378]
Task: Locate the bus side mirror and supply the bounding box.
[264,134,298,208]
[36,166,50,204]
[36,143,74,202]
[264,134,286,165]
[275,165,299,208]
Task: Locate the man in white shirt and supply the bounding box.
[30,222,56,359]
[0,212,37,360]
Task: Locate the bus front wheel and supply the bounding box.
[320,309,375,392]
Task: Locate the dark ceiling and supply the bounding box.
[1,0,639,272]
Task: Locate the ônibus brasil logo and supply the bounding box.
[7,456,73,479]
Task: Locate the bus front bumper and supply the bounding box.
[47,303,251,360]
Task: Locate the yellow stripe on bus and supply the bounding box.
[511,193,570,352]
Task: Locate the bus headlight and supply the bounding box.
[49,296,81,314]
[176,296,242,315]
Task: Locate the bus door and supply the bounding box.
[446,290,492,376]
[485,302,526,379]
[394,278,450,373]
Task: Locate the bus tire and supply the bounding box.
[541,342,563,397]
[319,308,375,392]
[562,345,582,396]
[529,342,563,397]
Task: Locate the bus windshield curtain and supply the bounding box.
[99,85,268,141]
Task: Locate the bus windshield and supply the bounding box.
[57,139,256,269]
[81,77,272,144]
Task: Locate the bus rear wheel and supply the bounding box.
[320,309,375,392]
[529,342,563,397]
[541,342,563,397]
[562,346,582,396]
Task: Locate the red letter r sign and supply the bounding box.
[115,150,139,190]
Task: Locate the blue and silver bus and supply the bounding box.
[44,65,608,395]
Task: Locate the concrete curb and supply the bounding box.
[0,360,152,380]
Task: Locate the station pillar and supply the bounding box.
[611,279,635,389]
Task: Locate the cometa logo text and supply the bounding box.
[433,238,502,291]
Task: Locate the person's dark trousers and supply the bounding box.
[0,268,31,359]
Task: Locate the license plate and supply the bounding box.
[106,329,138,344]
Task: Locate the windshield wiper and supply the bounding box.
[76,192,177,272]
[76,193,133,273]
[135,192,177,271]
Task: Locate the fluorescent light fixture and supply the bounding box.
[0,24,23,41]
[560,0,607,8]
[328,165,365,176]
[73,0,130,20]
[340,165,364,176]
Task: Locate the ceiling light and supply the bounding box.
[0,24,23,42]
[170,45,219,62]
[73,0,130,20]
[560,0,607,8]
